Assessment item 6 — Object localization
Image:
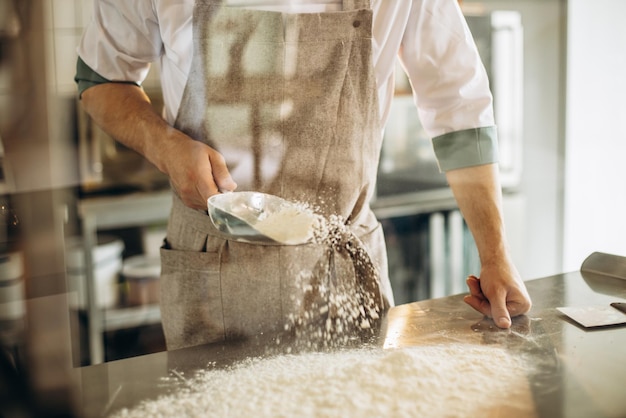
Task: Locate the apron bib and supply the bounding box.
[160,0,394,350]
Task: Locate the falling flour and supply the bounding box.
[244,196,387,350]
[111,343,535,418]
[284,213,390,350]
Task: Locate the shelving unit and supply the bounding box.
[101,304,162,332]
[77,189,171,365]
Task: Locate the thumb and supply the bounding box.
[490,294,512,328]
[215,172,237,193]
[209,153,237,193]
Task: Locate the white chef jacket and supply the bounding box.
[76,0,498,171]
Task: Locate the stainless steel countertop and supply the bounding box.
[75,269,626,418]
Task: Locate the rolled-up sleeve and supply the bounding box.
[432,126,498,171]
[76,0,163,88]
[399,0,498,171]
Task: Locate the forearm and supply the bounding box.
[445,163,510,266]
[80,82,237,209]
[446,163,531,326]
[80,83,184,175]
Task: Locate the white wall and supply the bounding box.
[563,0,626,270]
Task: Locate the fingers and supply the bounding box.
[466,275,485,300]
[170,143,236,210]
[209,152,237,193]
[464,293,512,328]
[182,160,221,209]
[464,275,492,318]
[463,294,490,317]
[463,275,512,329]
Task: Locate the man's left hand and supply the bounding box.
[463,262,532,328]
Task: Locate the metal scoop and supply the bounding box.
[207,192,318,245]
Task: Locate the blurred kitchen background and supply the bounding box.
[1,0,625,412]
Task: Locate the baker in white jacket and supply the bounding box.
[76,0,531,349]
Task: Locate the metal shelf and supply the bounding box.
[102,304,161,332]
[371,187,457,219]
[77,189,172,365]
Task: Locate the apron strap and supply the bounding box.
[342,0,371,11]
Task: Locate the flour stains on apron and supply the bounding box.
[160,0,394,350]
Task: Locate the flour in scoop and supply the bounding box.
[111,343,535,418]
[253,204,320,245]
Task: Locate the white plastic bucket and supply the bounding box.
[65,235,124,309]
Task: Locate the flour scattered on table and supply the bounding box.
[111,344,534,418]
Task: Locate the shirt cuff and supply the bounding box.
[432,126,499,172]
[75,57,139,98]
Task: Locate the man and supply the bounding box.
[76,0,531,349]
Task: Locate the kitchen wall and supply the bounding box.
[43,0,161,97]
[44,0,89,97]
[563,0,626,270]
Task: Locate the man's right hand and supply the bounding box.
[157,134,237,210]
[81,83,236,210]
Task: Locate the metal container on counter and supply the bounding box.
[121,255,160,307]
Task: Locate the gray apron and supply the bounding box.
[160,0,394,350]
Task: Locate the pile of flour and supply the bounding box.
[112,344,533,418]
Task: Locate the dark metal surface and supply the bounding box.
[76,270,626,418]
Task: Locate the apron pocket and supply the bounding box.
[159,244,224,350]
[166,205,211,252]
